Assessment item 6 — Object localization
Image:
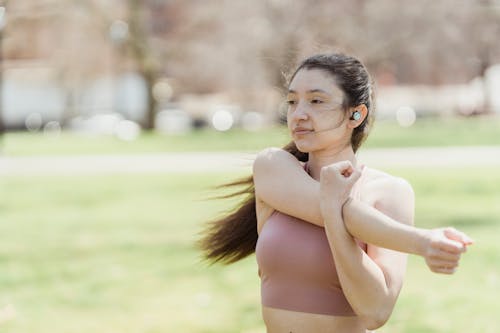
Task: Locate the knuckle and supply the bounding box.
[429,237,442,247]
[427,248,439,258]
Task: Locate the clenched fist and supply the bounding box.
[319,160,362,218]
[420,227,474,274]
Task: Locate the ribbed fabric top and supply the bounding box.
[255,162,367,316]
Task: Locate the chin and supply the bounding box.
[293,141,313,153]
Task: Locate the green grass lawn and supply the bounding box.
[2,115,500,156]
[1,167,499,332]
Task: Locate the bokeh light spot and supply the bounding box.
[211,110,234,131]
[396,106,416,127]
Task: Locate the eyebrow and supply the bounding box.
[287,89,330,95]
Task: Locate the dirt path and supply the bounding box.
[1,146,500,175]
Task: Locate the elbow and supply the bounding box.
[359,308,391,330]
[364,317,388,331]
[253,147,284,173]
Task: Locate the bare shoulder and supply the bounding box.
[254,147,293,174]
[363,167,413,193]
[253,146,305,183]
[361,167,415,224]
[254,147,289,164]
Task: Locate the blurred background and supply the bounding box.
[1,0,499,332]
[1,0,500,135]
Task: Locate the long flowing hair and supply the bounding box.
[198,53,374,264]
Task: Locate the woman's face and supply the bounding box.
[286,68,351,153]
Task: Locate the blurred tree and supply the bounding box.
[126,0,159,130]
[86,0,166,129]
[3,0,500,128]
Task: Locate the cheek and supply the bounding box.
[315,115,342,131]
[286,113,294,129]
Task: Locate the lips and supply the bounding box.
[293,126,313,135]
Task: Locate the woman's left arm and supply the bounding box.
[319,163,411,330]
[253,147,471,272]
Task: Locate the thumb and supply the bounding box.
[444,227,474,245]
[335,160,354,174]
[438,236,465,253]
[346,167,362,186]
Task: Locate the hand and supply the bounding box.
[319,161,362,218]
[421,227,474,274]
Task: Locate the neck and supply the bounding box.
[307,145,357,181]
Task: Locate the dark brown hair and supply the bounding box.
[198,53,374,264]
[289,53,375,152]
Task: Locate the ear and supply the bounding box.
[347,104,368,129]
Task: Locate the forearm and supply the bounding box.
[324,212,392,328]
[261,176,427,255]
[343,198,426,256]
[316,193,426,256]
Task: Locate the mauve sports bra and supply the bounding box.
[255,164,367,316]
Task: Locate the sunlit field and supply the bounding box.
[4,2,500,332]
[2,115,500,156]
[1,166,499,332]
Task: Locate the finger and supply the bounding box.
[347,168,362,185]
[341,168,353,177]
[434,266,458,275]
[437,237,465,254]
[429,249,461,261]
[444,227,474,245]
[428,258,459,269]
[334,160,354,173]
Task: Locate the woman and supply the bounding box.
[199,53,473,332]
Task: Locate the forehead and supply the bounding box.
[288,68,340,95]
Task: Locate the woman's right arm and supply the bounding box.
[253,147,473,271]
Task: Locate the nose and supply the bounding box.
[290,101,309,121]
